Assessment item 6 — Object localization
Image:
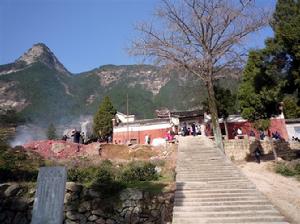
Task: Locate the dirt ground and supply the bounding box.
[236,161,300,224]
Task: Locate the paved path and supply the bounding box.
[172,136,289,224]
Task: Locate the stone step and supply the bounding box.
[176,171,242,175]
[176,183,255,190]
[176,175,244,178]
[175,181,252,187]
[176,176,248,181]
[172,217,287,224]
[175,193,262,199]
[173,211,283,218]
[173,136,289,223]
[174,189,258,194]
[176,174,243,178]
[176,168,237,172]
[174,197,268,202]
[173,205,275,212]
[174,201,272,207]
[176,165,235,168]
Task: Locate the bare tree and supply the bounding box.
[130,0,269,151]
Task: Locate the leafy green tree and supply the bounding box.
[283,95,300,119]
[239,0,300,124]
[93,96,117,138]
[203,85,238,138]
[238,50,283,130]
[271,0,300,98]
[47,123,57,140]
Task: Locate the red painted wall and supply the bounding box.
[113,128,170,144]
[222,119,288,140]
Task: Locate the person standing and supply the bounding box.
[72,129,81,144]
[254,146,262,164]
[237,128,242,135]
[259,131,265,140]
[191,123,196,136]
[145,134,149,144]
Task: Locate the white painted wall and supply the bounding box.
[116,112,135,123]
[286,123,300,140]
[113,122,172,133]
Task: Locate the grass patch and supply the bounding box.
[275,160,300,179]
[124,181,167,194]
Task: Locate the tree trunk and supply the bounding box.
[224,119,229,140]
[269,132,278,161]
[206,79,224,152]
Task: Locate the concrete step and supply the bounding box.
[175,193,262,199]
[174,201,272,207]
[172,136,289,223]
[173,210,281,217]
[174,197,267,202]
[176,177,248,181]
[175,184,256,190]
[172,217,287,224]
[173,205,275,212]
[174,189,258,194]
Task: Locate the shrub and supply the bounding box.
[67,168,81,182]
[94,167,113,184]
[295,163,300,175]
[120,161,158,182]
[67,167,98,183]
[92,160,125,196]
[0,144,43,182]
[275,163,295,176]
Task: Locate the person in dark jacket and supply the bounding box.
[191,123,196,136]
[259,131,265,140]
[254,146,262,164]
[249,130,255,137]
[71,129,81,144]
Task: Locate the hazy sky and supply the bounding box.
[0,0,276,73]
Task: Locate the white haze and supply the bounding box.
[9,116,94,147]
[9,124,47,147]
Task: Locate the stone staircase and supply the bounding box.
[172,136,289,224]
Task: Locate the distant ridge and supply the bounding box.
[0,43,239,124]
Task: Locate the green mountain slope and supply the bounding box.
[0,44,240,125]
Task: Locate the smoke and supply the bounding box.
[9,124,47,147]
[9,115,94,147]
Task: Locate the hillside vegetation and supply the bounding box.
[0,44,240,125]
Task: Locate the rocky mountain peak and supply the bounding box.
[16,43,70,75]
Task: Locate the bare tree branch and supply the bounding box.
[129,0,271,150]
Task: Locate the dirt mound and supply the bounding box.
[23,141,163,161]
[100,144,159,160]
[24,140,100,159]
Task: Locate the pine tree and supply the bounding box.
[47,123,57,140]
[238,0,300,124]
[93,96,117,138]
[238,50,282,124]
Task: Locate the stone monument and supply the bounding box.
[31,166,67,224]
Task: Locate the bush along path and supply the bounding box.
[172,136,289,224]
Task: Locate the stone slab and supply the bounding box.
[31,166,67,224]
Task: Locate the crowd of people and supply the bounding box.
[61,129,113,145]
[181,122,204,136]
[233,128,283,141]
[291,136,300,142]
